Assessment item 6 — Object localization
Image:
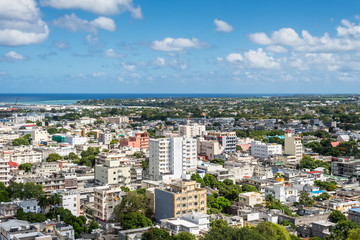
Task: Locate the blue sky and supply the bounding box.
[1,0,360,93]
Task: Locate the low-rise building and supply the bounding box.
[238,192,264,207]
[95,159,131,186]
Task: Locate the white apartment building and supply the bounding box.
[284,132,303,162]
[149,137,197,181]
[61,191,81,217]
[31,129,49,144]
[179,122,206,138]
[98,133,112,145]
[265,184,298,203]
[65,136,88,146]
[95,159,131,186]
[238,192,264,207]
[251,141,282,159]
[94,186,124,222]
[9,150,42,164]
[0,158,9,186]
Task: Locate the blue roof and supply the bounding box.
[350,207,360,213]
[312,190,325,194]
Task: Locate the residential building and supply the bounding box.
[155,180,207,221]
[331,159,360,177]
[104,116,129,125]
[98,133,112,145]
[61,191,81,217]
[93,186,124,222]
[238,192,264,207]
[0,158,9,186]
[161,213,210,236]
[250,141,282,159]
[0,220,39,240]
[17,200,41,214]
[197,138,224,160]
[65,136,88,146]
[205,132,237,153]
[7,150,42,164]
[120,132,149,149]
[349,207,360,224]
[179,122,206,138]
[32,162,59,176]
[95,159,131,186]
[284,132,303,162]
[265,183,298,203]
[0,203,20,218]
[31,129,49,144]
[149,137,197,180]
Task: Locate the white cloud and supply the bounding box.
[104,49,123,58]
[53,14,116,33]
[244,48,280,69]
[41,0,142,19]
[122,64,135,71]
[151,37,206,52]
[225,53,243,63]
[266,45,288,53]
[53,41,69,49]
[214,18,233,32]
[5,51,25,60]
[0,0,49,46]
[249,19,360,53]
[153,57,166,66]
[92,72,106,78]
[216,57,223,62]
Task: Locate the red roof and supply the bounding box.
[8,161,18,168]
[286,130,291,133]
[331,141,342,147]
[24,124,37,127]
[308,171,323,174]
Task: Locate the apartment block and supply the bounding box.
[204,132,237,153]
[284,132,303,162]
[251,141,282,159]
[149,137,197,181]
[61,191,81,217]
[238,192,264,207]
[94,186,124,222]
[95,159,131,186]
[98,133,113,145]
[178,122,206,138]
[120,132,149,149]
[0,158,9,186]
[197,137,224,160]
[155,180,207,221]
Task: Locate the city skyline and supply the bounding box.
[1,0,360,93]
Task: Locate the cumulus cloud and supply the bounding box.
[266,45,288,53]
[122,64,135,71]
[151,37,207,52]
[53,14,116,33]
[249,19,360,53]
[104,49,123,58]
[40,0,142,19]
[214,18,234,32]
[225,53,243,63]
[5,51,25,60]
[153,57,166,66]
[224,48,280,69]
[0,0,49,46]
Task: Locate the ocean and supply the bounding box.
[0,93,299,105]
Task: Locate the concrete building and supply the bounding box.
[0,220,38,240]
[349,207,360,224]
[197,138,224,160]
[0,158,9,186]
[65,136,88,146]
[284,132,303,162]
[120,132,149,149]
[205,132,237,154]
[94,186,124,222]
[98,133,112,145]
[8,150,42,164]
[95,159,131,186]
[17,200,41,214]
[238,192,264,207]
[104,116,129,125]
[155,180,207,221]
[179,122,206,138]
[265,184,298,203]
[161,213,210,236]
[149,137,197,181]
[331,159,360,177]
[31,129,49,144]
[250,141,282,159]
[61,191,81,217]
[32,162,59,176]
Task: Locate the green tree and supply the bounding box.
[88,220,99,233]
[297,191,315,207]
[120,212,152,230]
[173,232,196,240]
[191,174,205,188]
[254,222,291,240]
[313,192,330,201]
[19,163,32,172]
[141,227,171,240]
[12,137,30,146]
[113,191,151,221]
[242,184,259,192]
[210,219,228,229]
[330,220,359,240]
[46,153,62,162]
[110,139,119,144]
[347,228,360,240]
[330,210,347,223]
[23,182,45,200]
[47,128,59,135]
[210,158,225,167]
[299,155,317,170]
[203,174,218,188]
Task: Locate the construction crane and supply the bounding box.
[14,97,23,106]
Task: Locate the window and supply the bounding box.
[182,210,186,214]
[182,204,186,207]
[194,195,198,199]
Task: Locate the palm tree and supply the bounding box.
[38,194,50,214]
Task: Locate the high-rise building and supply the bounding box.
[98,133,112,145]
[284,131,303,162]
[149,137,197,180]
[178,121,206,138]
[155,180,207,221]
[94,186,124,222]
[0,158,9,186]
[205,132,237,153]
